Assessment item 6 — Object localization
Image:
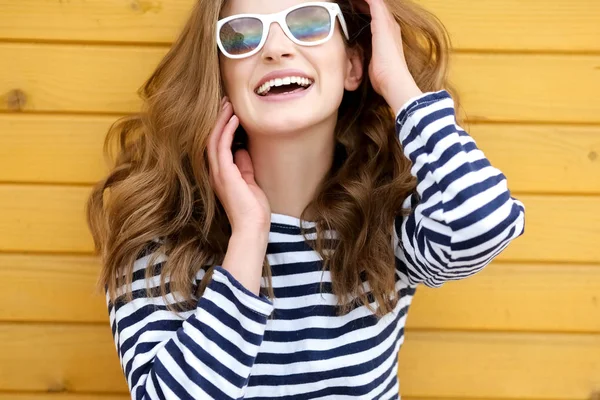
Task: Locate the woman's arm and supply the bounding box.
[109,240,273,399]
[393,90,526,287]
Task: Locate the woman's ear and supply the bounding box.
[344,46,364,91]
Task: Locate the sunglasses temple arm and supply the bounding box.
[336,11,350,40]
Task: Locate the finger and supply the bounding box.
[209,98,232,152]
[207,101,233,177]
[363,0,381,35]
[217,113,239,179]
[364,0,393,27]
[366,0,399,40]
[233,149,256,186]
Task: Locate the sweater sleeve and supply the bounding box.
[107,247,274,399]
[392,90,526,288]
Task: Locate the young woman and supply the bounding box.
[86,0,526,398]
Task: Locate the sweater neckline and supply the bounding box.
[270,212,317,229]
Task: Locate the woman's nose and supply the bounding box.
[260,22,294,62]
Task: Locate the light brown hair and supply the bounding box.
[86,0,459,317]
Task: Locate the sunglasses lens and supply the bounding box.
[286,6,331,43]
[219,17,263,56]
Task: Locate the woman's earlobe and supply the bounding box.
[344,49,364,91]
[344,75,362,91]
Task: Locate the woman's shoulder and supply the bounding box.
[132,236,214,284]
[135,237,165,260]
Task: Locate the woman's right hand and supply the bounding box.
[207,97,271,234]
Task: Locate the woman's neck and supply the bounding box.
[247,118,336,221]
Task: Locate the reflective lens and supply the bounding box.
[219,17,263,56]
[286,6,331,42]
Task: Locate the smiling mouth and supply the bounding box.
[255,77,314,97]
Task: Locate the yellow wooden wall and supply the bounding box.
[1,0,599,399]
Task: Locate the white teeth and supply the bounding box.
[256,75,314,95]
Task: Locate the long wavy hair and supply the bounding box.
[86,0,459,318]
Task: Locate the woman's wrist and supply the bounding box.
[381,70,423,114]
[385,84,423,116]
[223,230,269,295]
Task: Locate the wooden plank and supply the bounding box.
[2,253,599,335]
[0,43,162,114]
[0,397,557,400]
[398,331,600,399]
[0,0,194,44]
[405,263,600,333]
[0,185,599,263]
[0,323,128,393]
[0,253,106,323]
[0,395,575,400]
[1,0,599,52]
[468,123,600,195]
[418,0,600,52]
[1,43,599,122]
[450,53,600,123]
[1,323,599,399]
[0,396,586,400]
[501,195,600,264]
[0,115,111,184]
[0,395,128,400]
[2,115,600,195]
[0,185,94,254]
[0,396,576,400]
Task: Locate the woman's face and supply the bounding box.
[218,0,362,137]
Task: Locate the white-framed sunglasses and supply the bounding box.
[216,2,350,59]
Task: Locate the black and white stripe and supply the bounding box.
[394,90,525,288]
[107,90,525,399]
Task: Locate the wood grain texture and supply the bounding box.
[2,253,599,334]
[0,115,112,184]
[2,115,599,194]
[418,0,600,52]
[0,396,576,400]
[405,263,600,333]
[0,185,94,254]
[1,43,599,122]
[501,194,600,264]
[0,253,106,323]
[0,43,162,114]
[1,185,598,263]
[468,123,600,195]
[398,331,600,399]
[0,0,598,396]
[1,323,599,398]
[0,392,576,400]
[449,53,600,123]
[0,396,533,400]
[0,323,128,393]
[1,0,599,51]
[0,0,194,44]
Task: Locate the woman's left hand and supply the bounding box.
[353,0,423,112]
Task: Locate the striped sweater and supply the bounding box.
[107,90,526,399]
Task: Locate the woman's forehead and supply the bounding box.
[222,0,333,17]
